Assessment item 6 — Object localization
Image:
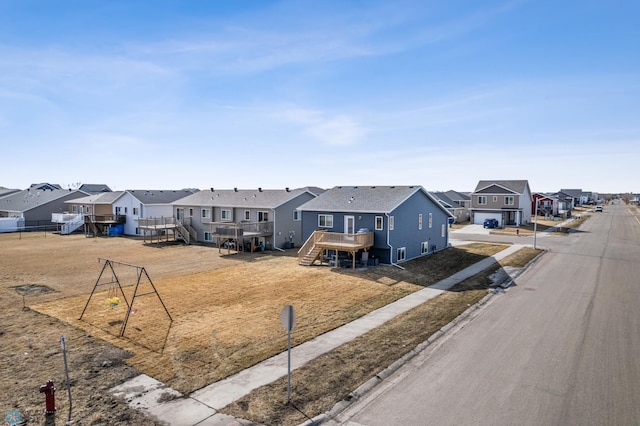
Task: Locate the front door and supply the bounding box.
[176,208,184,221]
[344,215,355,234]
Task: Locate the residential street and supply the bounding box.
[333,202,640,425]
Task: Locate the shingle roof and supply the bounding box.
[79,184,112,193]
[126,189,199,205]
[172,188,311,209]
[297,185,450,215]
[0,188,88,213]
[474,180,530,194]
[65,191,125,205]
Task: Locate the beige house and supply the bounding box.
[470,180,532,227]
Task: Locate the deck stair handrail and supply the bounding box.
[298,230,374,266]
[174,220,191,244]
[60,213,84,235]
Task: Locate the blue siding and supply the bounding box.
[388,191,449,263]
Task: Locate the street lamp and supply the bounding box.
[533,199,538,249]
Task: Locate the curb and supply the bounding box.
[301,290,498,425]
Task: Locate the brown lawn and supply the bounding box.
[0,232,511,424]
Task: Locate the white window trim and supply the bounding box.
[421,241,429,254]
[478,196,487,205]
[505,196,515,205]
[375,216,383,231]
[418,214,423,230]
[202,208,211,219]
[428,212,433,228]
[397,247,406,261]
[244,210,251,221]
[293,210,301,221]
[204,231,213,242]
[318,214,334,228]
[221,209,232,221]
[389,216,395,231]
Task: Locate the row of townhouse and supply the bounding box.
[1,179,599,264]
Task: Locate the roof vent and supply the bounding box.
[258,187,262,192]
[210,187,214,192]
[286,187,290,192]
[234,188,238,192]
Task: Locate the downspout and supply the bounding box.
[386,213,405,270]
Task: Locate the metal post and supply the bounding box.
[61,336,72,424]
[287,328,292,403]
[533,199,538,249]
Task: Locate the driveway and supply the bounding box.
[450,224,492,235]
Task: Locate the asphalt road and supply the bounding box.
[334,202,640,425]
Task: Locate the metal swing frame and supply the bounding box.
[79,258,173,337]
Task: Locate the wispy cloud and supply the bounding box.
[276,107,367,146]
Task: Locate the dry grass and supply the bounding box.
[221,247,544,425]
[0,232,509,424]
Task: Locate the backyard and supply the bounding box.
[0,232,538,425]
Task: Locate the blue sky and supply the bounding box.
[0,0,638,193]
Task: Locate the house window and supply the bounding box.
[505,196,515,205]
[189,208,194,217]
[478,196,487,205]
[421,242,429,254]
[441,224,446,238]
[258,211,269,222]
[204,232,213,242]
[202,209,211,219]
[397,247,406,262]
[72,205,77,213]
[493,196,498,202]
[124,207,128,214]
[318,214,333,228]
[428,213,433,228]
[293,210,301,221]
[133,207,139,215]
[418,214,423,230]
[389,216,395,231]
[115,207,121,215]
[244,210,251,221]
[375,216,383,231]
[86,206,91,214]
[221,209,232,221]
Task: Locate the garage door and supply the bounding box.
[474,212,502,227]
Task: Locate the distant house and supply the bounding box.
[0,184,89,230]
[430,190,470,223]
[470,180,532,227]
[532,193,560,217]
[171,187,317,249]
[559,189,585,207]
[297,185,454,266]
[61,191,126,235]
[78,184,112,193]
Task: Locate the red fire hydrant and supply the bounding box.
[39,380,57,414]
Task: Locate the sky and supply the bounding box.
[0,0,638,194]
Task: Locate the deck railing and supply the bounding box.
[138,217,178,227]
[85,214,126,224]
[210,221,274,237]
[298,230,374,260]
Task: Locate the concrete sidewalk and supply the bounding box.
[111,244,525,425]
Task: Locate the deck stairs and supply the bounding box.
[299,245,323,266]
[61,214,84,235]
[175,221,192,244]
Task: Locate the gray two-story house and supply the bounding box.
[470,180,532,227]
[297,185,454,266]
[171,187,317,250]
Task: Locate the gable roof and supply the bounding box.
[126,189,199,205]
[65,191,125,205]
[173,188,313,209]
[79,184,112,193]
[430,192,457,209]
[474,180,530,195]
[0,188,89,213]
[298,185,453,217]
[560,189,583,198]
[443,190,470,202]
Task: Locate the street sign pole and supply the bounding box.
[280,305,295,404]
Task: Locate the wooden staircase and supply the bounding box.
[299,245,323,266]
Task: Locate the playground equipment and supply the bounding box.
[79,258,172,337]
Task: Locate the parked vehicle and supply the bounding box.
[483,218,500,228]
[595,206,603,212]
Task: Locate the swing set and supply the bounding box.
[79,258,172,337]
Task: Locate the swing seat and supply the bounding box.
[105,296,121,307]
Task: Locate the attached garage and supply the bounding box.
[473,212,502,227]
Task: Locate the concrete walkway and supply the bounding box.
[111,244,525,425]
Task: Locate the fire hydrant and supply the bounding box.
[39,380,57,414]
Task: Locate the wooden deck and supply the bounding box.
[298,230,374,268]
